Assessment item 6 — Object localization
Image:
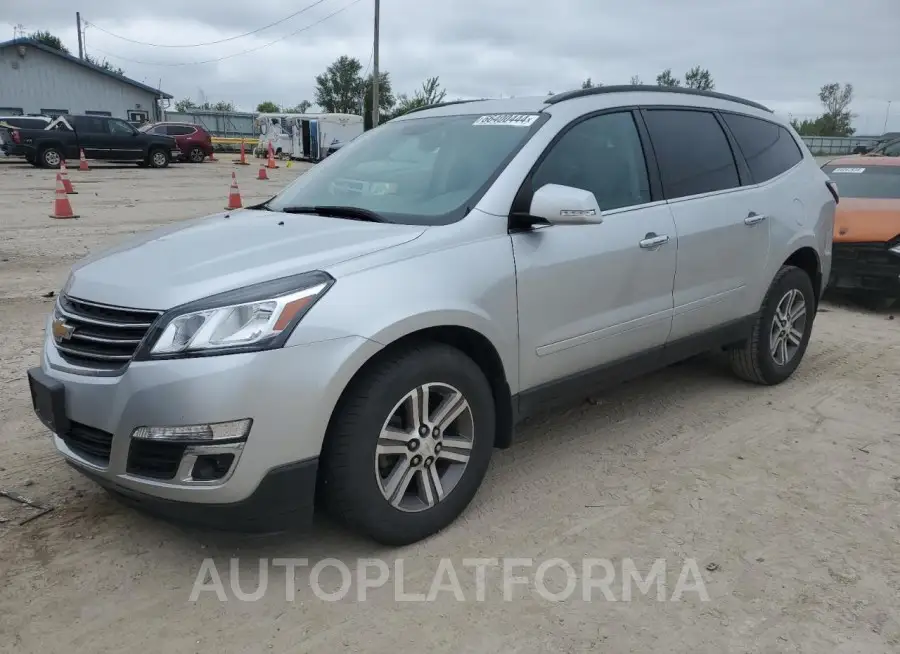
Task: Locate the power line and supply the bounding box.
[89,0,364,67]
[83,0,332,48]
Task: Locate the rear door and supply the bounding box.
[69,116,109,159]
[641,108,767,341]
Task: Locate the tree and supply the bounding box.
[362,71,395,130]
[629,75,643,85]
[256,101,280,113]
[174,98,196,112]
[790,83,855,137]
[582,78,601,89]
[285,100,312,113]
[684,66,714,90]
[85,54,125,76]
[29,30,69,54]
[656,68,681,87]
[314,55,366,114]
[389,76,447,120]
[208,101,234,112]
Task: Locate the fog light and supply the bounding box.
[191,453,236,481]
[131,419,251,443]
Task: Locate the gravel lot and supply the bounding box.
[1,157,899,653]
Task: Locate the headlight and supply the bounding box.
[138,271,333,358]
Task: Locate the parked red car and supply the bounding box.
[139,122,214,163]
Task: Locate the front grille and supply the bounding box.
[63,421,113,464]
[54,295,161,370]
[127,440,186,480]
[831,242,900,291]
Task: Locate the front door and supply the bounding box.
[106,118,143,160]
[511,111,677,393]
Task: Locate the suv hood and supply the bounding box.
[67,209,426,309]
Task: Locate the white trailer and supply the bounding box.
[254,113,305,157]
[289,113,363,161]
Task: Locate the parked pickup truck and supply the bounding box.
[10,115,181,168]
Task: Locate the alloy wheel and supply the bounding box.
[770,288,807,366]
[375,382,474,513]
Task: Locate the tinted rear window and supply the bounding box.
[5,118,49,129]
[823,165,900,199]
[643,109,740,199]
[722,113,803,183]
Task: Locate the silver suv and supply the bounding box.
[27,86,836,545]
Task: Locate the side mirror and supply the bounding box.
[528,184,603,225]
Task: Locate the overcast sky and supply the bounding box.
[4,0,900,133]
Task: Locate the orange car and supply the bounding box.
[822,156,900,299]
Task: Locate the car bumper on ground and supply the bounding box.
[828,241,900,294]
[27,330,381,531]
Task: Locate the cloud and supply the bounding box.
[4,0,899,131]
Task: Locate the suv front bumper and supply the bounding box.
[27,331,382,531]
[829,241,900,295]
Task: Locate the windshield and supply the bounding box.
[824,165,900,199]
[266,112,546,225]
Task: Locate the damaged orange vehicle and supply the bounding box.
[822,156,900,302]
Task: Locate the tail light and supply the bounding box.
[825,180,839,205]
[10,129,20,144]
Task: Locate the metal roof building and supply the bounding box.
[0,39,172,123]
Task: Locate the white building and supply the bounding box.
[0,38,172,123]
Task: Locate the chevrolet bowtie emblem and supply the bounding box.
[51,317,75,342]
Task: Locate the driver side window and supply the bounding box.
[883,141,900,157]
[108,119,134,135]
[531,112,651,212]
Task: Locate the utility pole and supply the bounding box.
[883,100,892,134]
[76,12,84,59]
[371,0,380,127]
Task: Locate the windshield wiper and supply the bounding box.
[279,205,388,223]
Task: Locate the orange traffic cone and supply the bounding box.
[266,142,278,169]
[257,162,269,180]
[50,173,79,219]
[208,149,217,162]
[59,160,77,194]
[225,172,243,210]
[233,139,250,165]
[78,149,89,171]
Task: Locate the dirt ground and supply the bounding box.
[1,157,899,654]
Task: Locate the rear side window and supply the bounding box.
[73,116,106,133]
[167,126,195,136]
[5,118,48,129]
[721,113,803,183]
[531,112,651,211]
[643,109,740,200]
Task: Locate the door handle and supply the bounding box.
[744,212,767,226]
[639,233,670,249]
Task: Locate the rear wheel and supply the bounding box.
[730,265,816,385]
[188,147,205,163]
[40,146,62,168]
[320,343,495,545]
[147,148,169,168]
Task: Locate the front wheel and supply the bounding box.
[729,265,816,385]
[320,343,495,545]
[147,148,169,168]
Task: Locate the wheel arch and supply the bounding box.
[783,246,821,302]
[326,324,515,451]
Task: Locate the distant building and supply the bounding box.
[0,39,172,123]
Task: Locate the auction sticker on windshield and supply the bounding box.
[472,114,540,127]
[831,167,866,173]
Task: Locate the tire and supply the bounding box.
[40,146,62,169]
[147,148,169,169]
[729,265,816,385]
[320,342,495,545]
[188,147,205,163]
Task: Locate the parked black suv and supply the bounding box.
[11,115,181,168]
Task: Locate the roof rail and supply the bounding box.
[402,99,487,116]
[544,85,773,113]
